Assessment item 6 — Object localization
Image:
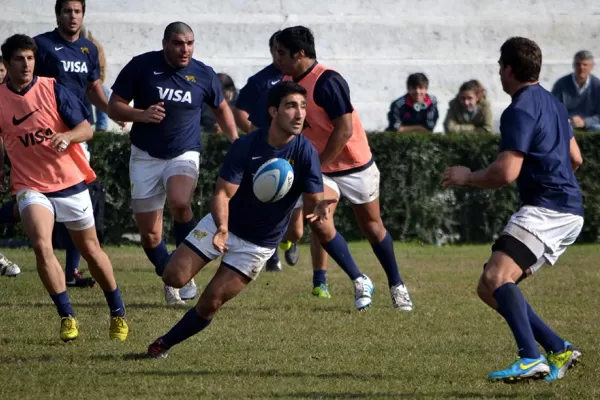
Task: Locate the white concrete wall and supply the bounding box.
[2,0,600,132]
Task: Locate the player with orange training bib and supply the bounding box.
[0,34,128,342]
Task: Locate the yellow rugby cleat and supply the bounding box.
[109,316,129,341]
[60,316,79,342]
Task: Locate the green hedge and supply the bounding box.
[2,131,600,245]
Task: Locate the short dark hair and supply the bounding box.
[268,81,307,109]
[163,22,194,41]
[55,0,86,16]
[500,37,542,83]
[1,34,37,63]
[406,73,429,89]
[218,73,236,92]
[269,30,280,50]
[276,26,316,59]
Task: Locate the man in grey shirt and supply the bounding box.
[552,50,600,132]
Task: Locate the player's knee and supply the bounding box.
[31,240,54,262]
[286,224,303,243]
[169,202,192,222]
[141,231,162,248]
[78,239,104,263]
[476,277,490,302]
[162,267,186,288]
[359,219,385,243]
[310,221,336,243]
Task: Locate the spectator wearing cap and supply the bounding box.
[386,73,439,132]
[552,50,600,132]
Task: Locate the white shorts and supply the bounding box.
[16,188,95,231]
[129,145,200,213]
[294,162,380,209]
[183,214,275,280]
[503,206,584,274]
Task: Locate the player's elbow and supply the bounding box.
[107,100,119,120]
[571,154,583,170]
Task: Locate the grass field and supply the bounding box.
[0,243,598,399]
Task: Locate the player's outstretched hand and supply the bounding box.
[51,132,72,152]
[306,198,338,224]
[141,102,166,124]
[441,166,471,189]
[213,229,229,254]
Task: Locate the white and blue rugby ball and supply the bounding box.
[252,158,294,203]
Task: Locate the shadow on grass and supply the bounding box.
[268,392,556,399]
[102,365,394,381]
[0,302,185,310]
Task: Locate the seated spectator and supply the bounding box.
[552,50,600,132]
[387,73,439,132]
[201,73,238,134]
[444,80,493,134]
[0,56,6,83]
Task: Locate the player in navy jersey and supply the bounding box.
[234,31,302,271]
[146,81,372,358]
[442,37,584,383]
[0,0,118,287]
[108,22,239,306]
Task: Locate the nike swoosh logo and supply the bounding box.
[252,156,262,160]
[12,109,40,126]
[153,71,164,75]
[270,80,281,85]
[520,360,542,370]
[55,46,64,51]
[83,206,89,212]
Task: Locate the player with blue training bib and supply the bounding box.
[108,22,239,306]
[442,37,584,383]
[146,81,368,358]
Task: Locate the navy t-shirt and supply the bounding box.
[219,128,323,247]
[236,64,283,129]
[34,29,100,110]
[499,84,583,216]
[111,51,223,159]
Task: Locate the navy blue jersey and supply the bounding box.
[236,64,283,129]
[111,51,223,159]
[220,128,323,247]
[499,84,583,216]
[34,29,100,108]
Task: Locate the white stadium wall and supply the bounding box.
[2,0,599,132]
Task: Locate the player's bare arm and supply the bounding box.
[319,113,353,166]
[51,120,94,152]
[442,151,524,189]
[210,177,240,252]
[569,137,583,171]
[87,79,109,113]
[212,99,239,143]
[233,108,252,133]
[108,93,165,124]
[88,79,126,129]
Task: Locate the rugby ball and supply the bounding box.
[252,158,294,203]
